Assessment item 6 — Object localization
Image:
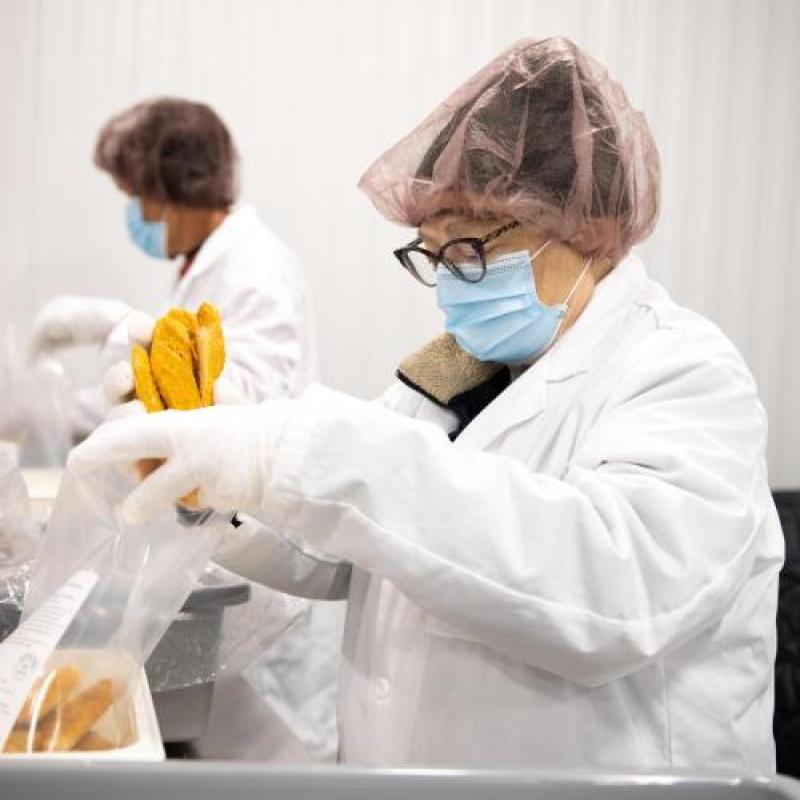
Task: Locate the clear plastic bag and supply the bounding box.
[144,561,306,694]
[0,464,228,755]
[211,564,307,683]
[0,447,39,644]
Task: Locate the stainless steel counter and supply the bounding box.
[2,765,800,800]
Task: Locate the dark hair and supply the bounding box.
[360,37,659,260]
[94,98,238,208]
[416,54,629,219]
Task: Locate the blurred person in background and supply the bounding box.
[31,98,314,431]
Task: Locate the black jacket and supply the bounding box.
[774,491,800,776]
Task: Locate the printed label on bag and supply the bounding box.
[0,570,98,750]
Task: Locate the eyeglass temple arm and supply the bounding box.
[481,220,521,245]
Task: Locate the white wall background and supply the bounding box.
[1,0,799,485]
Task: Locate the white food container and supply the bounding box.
[1,649,164,761]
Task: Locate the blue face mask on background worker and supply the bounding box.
[436,242,592,364]
[126,198,169,259]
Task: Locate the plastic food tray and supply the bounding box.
[1,648,164,761]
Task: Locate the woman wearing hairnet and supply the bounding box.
[72,38,783,771]
[30,99,342,763]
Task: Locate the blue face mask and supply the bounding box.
[126,198,168,259]
[436,242,591,364]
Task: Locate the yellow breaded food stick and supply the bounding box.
[179,490,201,509]
[16,666,81,727]
[3,729,29,753]
[131,345,165,413]
[196,302,225,406]
[136,457,201,510]
[167,308,199,366]
[73,731,114,752]
[127,304,222,510]
[150,317,202,410]
[136,457,163,482]
[30,679,117,753]
[167,307,199,338]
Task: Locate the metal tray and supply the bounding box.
[145,579,251,743]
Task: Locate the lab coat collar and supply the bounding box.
[544,254,648,382]
[176,204,259,290]
[455,255,649,450]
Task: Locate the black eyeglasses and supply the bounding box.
[393,220,521,286]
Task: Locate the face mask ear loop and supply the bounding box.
[523,239,552,294]
[563,257,594,306]
[528,239,552,265]
[535,257,594,359]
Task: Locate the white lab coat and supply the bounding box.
[215,255,783,772]
[105,203,315,400]
[168,204,315,399]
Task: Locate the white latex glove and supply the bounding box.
[69,401,293,524]
[30,296,131,357]
[125,309,157,348]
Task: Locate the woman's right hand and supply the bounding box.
[69,399,293,524]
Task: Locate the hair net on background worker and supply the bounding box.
[359,36,660,261]
[94,98,238,209]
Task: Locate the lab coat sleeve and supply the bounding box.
[217,276,305,402]
[213,512,351,601]
[257,333,773,687]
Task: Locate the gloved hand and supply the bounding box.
[30,296,131,357]
[69,400,293,524]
